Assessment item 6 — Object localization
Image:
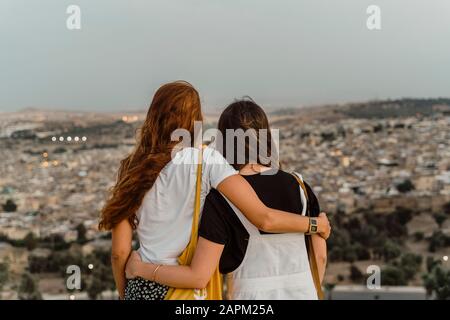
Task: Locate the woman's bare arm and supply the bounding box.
[217,175,330,238]
[311,234,327,283]
[111,219,133,299]
[126,237,224,289]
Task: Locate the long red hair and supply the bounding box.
[99,81,202,230]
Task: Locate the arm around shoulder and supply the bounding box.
[217,175,331,237]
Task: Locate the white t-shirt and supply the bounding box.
[136,146,237,265]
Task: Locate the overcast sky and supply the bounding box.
[1,0,449,112]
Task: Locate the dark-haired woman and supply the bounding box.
[100,83,331,300]
[125,98,328,300]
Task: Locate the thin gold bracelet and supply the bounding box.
[152,265,162,282]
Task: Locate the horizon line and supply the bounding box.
[1,96,450,114]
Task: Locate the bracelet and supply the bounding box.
[152,265,162,282]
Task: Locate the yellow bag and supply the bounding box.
[165,147,223,300]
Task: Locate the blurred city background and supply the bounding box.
[1,0,449,299]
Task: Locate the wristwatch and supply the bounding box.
[308,218,318,234]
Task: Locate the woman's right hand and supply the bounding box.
[317,212,331,240]
[125,250,143,279]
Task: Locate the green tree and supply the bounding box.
[352,225,378,248]
[86,276,105,300]
[381,266,407,286]
[443,202,450,215]
[352,243,371,260]
[0,262,9,291]
[396,179,415,193]
[413,231,424,242]
[2,199,17,212]
[433,213,447,229]
[350,264,364,283]
[324,283,336,300]
[343,249,358,263]
[422,265,450,300]
[327,228,351,262]
[84,249,115,299]
[395,207,413,224]
[385,213,408,239]
[23,232,38,251]
[382,239,402,262]
[18,273,42,300]
[29,254,49,273]
[428,231,450,252]
[397,253,422,281]
[426,256,441,273]
[76,223,87,244]
[42,234,69,251]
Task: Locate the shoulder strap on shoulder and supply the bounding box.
[291,171,308,216]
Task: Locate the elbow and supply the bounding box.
[111,248,130,262]
[257,212,275,232]
[192,275,210,289]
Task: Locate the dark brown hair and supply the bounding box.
[99,81,202,230]
[217,97,278,170]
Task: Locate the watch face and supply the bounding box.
[311,225,318,232]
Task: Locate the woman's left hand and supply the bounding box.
[125,250,142,279]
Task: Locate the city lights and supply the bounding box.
[50,136,87,143]
[122,115,139,123]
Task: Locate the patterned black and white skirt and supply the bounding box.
[124,277,169,300]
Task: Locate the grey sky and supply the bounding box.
[1,0,449,112]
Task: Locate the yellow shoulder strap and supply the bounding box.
[184,146,203,262]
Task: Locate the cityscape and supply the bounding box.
[0,98,449,299]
